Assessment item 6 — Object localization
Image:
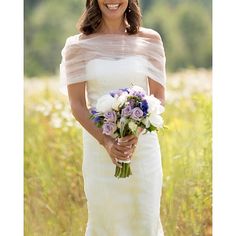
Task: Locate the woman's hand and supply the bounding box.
[117,135,138,159]
[102,135,133,168]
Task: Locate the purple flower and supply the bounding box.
[133,91,145,98]
[121,88,130,93]
[104,111,117,122]
[90,107,98,115]
[131,107,144,120]
[121,105,132,117]
[110,89,127,97]
[128,98,136,108]
[140,99,149,116]
[93,116,102,123]
[129,86,146,98]
[102,122,117,136]
[110,91,116,97]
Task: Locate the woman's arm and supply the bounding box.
[140,28,166,106]
[148,78,165,107]
[67,82,105,145]
[67,82,132,166]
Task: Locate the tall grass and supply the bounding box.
[24,70,212,236]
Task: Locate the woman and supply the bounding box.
[60,0,166,235]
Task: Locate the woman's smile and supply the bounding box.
[98,0,128,18]
[105,3,121,11]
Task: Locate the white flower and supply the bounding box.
[142,117,151,128]
[149,113,164,128]
[128,120,138,132]
[131,85,146,94]
[96,94,115,113]
[112,93,128,111]
[145,95,165,114]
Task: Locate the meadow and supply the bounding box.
[24,69,212,236]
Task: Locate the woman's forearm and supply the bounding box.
[71,103,105,146]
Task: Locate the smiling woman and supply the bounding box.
[78,0,142,34]
[60,0,166,235]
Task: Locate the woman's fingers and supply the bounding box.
[108,136,139,167]
[114,143,132,153]
[118,135,138,146]
[118,135,137,143]
[112,151,130,161]
[118,138,138,148]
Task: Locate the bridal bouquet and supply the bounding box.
[89,85,165,178]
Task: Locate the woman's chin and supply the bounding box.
[102,11,126,21]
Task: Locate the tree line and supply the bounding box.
[24,0,212,77]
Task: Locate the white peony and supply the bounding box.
[149,113,164,128]
[112,93,128,111]
[96,94,115,113]
[128,120,138,132]
[145,95,165,114]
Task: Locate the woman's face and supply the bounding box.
[97,0,129,21]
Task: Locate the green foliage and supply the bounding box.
[24,0,212,76]
[24,70,212,235]
[143,1,212,71]
[176,2,212,68]
[25,0,84,77]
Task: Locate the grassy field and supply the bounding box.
[24,69,212,236]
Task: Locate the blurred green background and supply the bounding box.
[24,0,212,235]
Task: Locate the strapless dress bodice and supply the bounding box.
[85,55,150,108]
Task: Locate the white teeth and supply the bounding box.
[106,4,120,10]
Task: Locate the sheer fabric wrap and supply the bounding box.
[60,33,166,95]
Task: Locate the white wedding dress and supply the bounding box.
[82,55,164,236]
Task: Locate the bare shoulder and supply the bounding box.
[138,27,162,42]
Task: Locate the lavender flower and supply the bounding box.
[131,107,144,121]
[121,88,130,93]
[129,85,146,98]
[110,89,128,97]
[133,91,145,98]
[104,111,117,122]
[121,105,132,117]
[102,122,117,136]
[128,98,136,108]
[110,91,117,97]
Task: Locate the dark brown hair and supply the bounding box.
[77,0,142,35]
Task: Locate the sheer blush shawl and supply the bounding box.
[59,33,166,95]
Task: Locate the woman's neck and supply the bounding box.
[99,18,127,34]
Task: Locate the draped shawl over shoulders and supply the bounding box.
[59,31,166,95]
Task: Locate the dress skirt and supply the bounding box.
[82,128,164,236]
